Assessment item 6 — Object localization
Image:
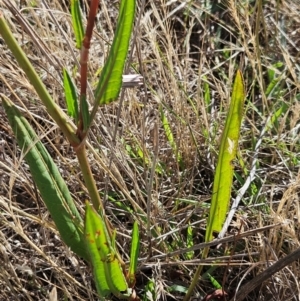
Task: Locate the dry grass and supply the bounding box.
[0,0,300,300]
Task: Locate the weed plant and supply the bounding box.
[0,0,299,300]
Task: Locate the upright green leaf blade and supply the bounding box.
[2,96,88,260]
[71,0,84,49]
[84,202,129,298]
[63,68,79,122]
[186,223,194,260]
[207,273,222,289]
[160,105,182,165]
[107,256,128,293]
[80,94,90,131]
[205,70,245,242]
[94,0,136,104]
[85,202,110,298]
[203,76,211,113]
[128,221,140,287]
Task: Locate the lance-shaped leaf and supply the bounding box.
[2,96,88,260]
[63,68,79,122]
[205,70,245,242]
[160,105,182,165]
[94,0,136,104]
[128,221,140,287]
[84,202,129,298]
[80,94,90,131]
[71,0,84,49]
[84,202,110,298]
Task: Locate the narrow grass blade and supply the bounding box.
[2,96,88,260]
[125,140,164,175]
[71,0,84,49]
[63,68,79,122]
[203,76,211,113]
[185,223,194,260]
[207,273,222,289]
[266,62,283,93]
[94,0,136,104]
[205,70,245,242]
[128,221,140,287]
[160,106,182,165]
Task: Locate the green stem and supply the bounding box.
[183,247,209,301]
[0,13,80,146]
[75,144,102,211]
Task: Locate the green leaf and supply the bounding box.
[128,221,140,287]
[63,68,79,122]
[160,105,182,165]
[168,285,188,294]
[71,0,84,49]
[185,223,194,260]
[203,76,211,113]
[205,70,245,242]
[2,96,88,260]
[107,255,128,293]
[80,94,90,131]
[207,273,222,289]
[84,202,110,298]
[0,14,80,145]
[143,279,156,301]
[94,0,136,104]
[124,138,164,175]
[84,202,129,298]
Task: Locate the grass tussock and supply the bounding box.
[0,0,299,300]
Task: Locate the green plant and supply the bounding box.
[183,70,245,301]
[0,0,139,299]
[1,0,300,299]
[85,202,139,298]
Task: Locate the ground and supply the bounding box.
[0,0,300,301]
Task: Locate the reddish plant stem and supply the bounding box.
[78,0,99,135]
